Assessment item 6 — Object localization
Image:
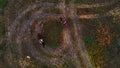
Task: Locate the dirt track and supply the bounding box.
[5,0,120,68]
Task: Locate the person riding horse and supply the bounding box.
[37,33,45,48]
[59,17,69,27]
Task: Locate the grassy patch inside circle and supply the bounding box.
[43,18,63,49]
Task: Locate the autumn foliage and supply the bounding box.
[96,24,115,46]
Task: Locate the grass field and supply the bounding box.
[81,17,120,67]
[0,0,7,8]
[1,0,120,68]
[43,18,63,49]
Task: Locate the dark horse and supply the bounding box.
[37,33,46,48]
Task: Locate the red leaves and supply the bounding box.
[97,25,115,46]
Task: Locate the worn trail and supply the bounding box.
[5,0,119,67]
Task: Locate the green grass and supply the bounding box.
[9,43,18,58]
[65,0,84,4]
[0,0,7,8]
[62,60,76,68]
[74,0,115,3]
[0,21,6,34]
[31,61,57,68]
[43,7,62,14]
[74,0,84,3]
[82,16,120,67]
[0,0,7,15]
[43,18,63,49]
[0,20,6,66]
[0,21,6,56]
[84,36,95,44]
[39,63,57,68]
[40,0,61,3]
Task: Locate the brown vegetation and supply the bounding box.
[97,24,116,46]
